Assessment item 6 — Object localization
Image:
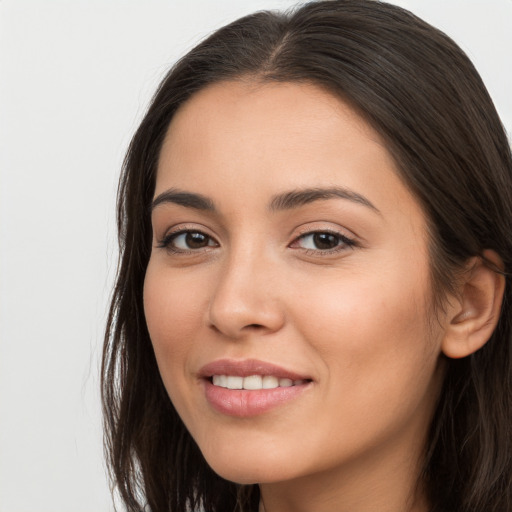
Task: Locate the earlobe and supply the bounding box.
[442,250,505,359]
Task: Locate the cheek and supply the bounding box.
[284,269,442,468]
[143,263,206,388]
[292,255,440,408]
[295,255,430,336]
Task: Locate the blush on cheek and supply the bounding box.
[143,267,205,389]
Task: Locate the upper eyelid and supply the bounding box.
[295,230,352,240]
[159,223,218,240]
[155,223,359,249]
[155,226,218,249]
[292,223,358,241]
[291,230,356,247]
[295,226,350,237]
[173,231,217,246]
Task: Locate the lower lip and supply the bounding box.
[204,379,311,417]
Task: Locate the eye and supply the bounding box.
[291,231,355,253]
[158,230,218,253]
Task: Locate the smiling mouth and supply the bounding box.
[210,374,310,390]
[200,359,313,416]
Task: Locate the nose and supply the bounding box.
[208,249,285,339]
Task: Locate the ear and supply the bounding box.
[442,250,505,359]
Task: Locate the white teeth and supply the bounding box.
[212,375,227,387]
[262,375,279,389]
[226,376,243,389]
[211,375,307,390]
[243,375,263,390]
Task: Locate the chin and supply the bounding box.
[200,444,302,485]
[208,464,291,485]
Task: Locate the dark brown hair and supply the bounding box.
[102,1,512,511]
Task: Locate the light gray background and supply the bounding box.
[1,1,511,511]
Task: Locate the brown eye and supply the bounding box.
[160,230,218,252]
[184,232,210,249]
[293,231,355,252]
[312,233,339,250]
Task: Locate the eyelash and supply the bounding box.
[291,230,356,255]
[157,228,357,255]
[157,229,217,254]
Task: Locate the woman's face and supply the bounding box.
[144,81,447,489]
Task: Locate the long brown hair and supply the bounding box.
[102,1,512,510]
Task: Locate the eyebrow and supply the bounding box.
[150,186,379,214]
[269,187,380,214]
[151,188,215,212]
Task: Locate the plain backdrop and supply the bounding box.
[1,1,511,511]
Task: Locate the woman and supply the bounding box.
[102,1,512,511]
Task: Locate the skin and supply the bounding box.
[144,80,454,512]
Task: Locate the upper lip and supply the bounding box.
[198,358,311,381]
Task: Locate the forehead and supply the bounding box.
[159,80,383,175]
[156,80,424,230]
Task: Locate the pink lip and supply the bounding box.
[199,359,312,418]
[199,358,311,380]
